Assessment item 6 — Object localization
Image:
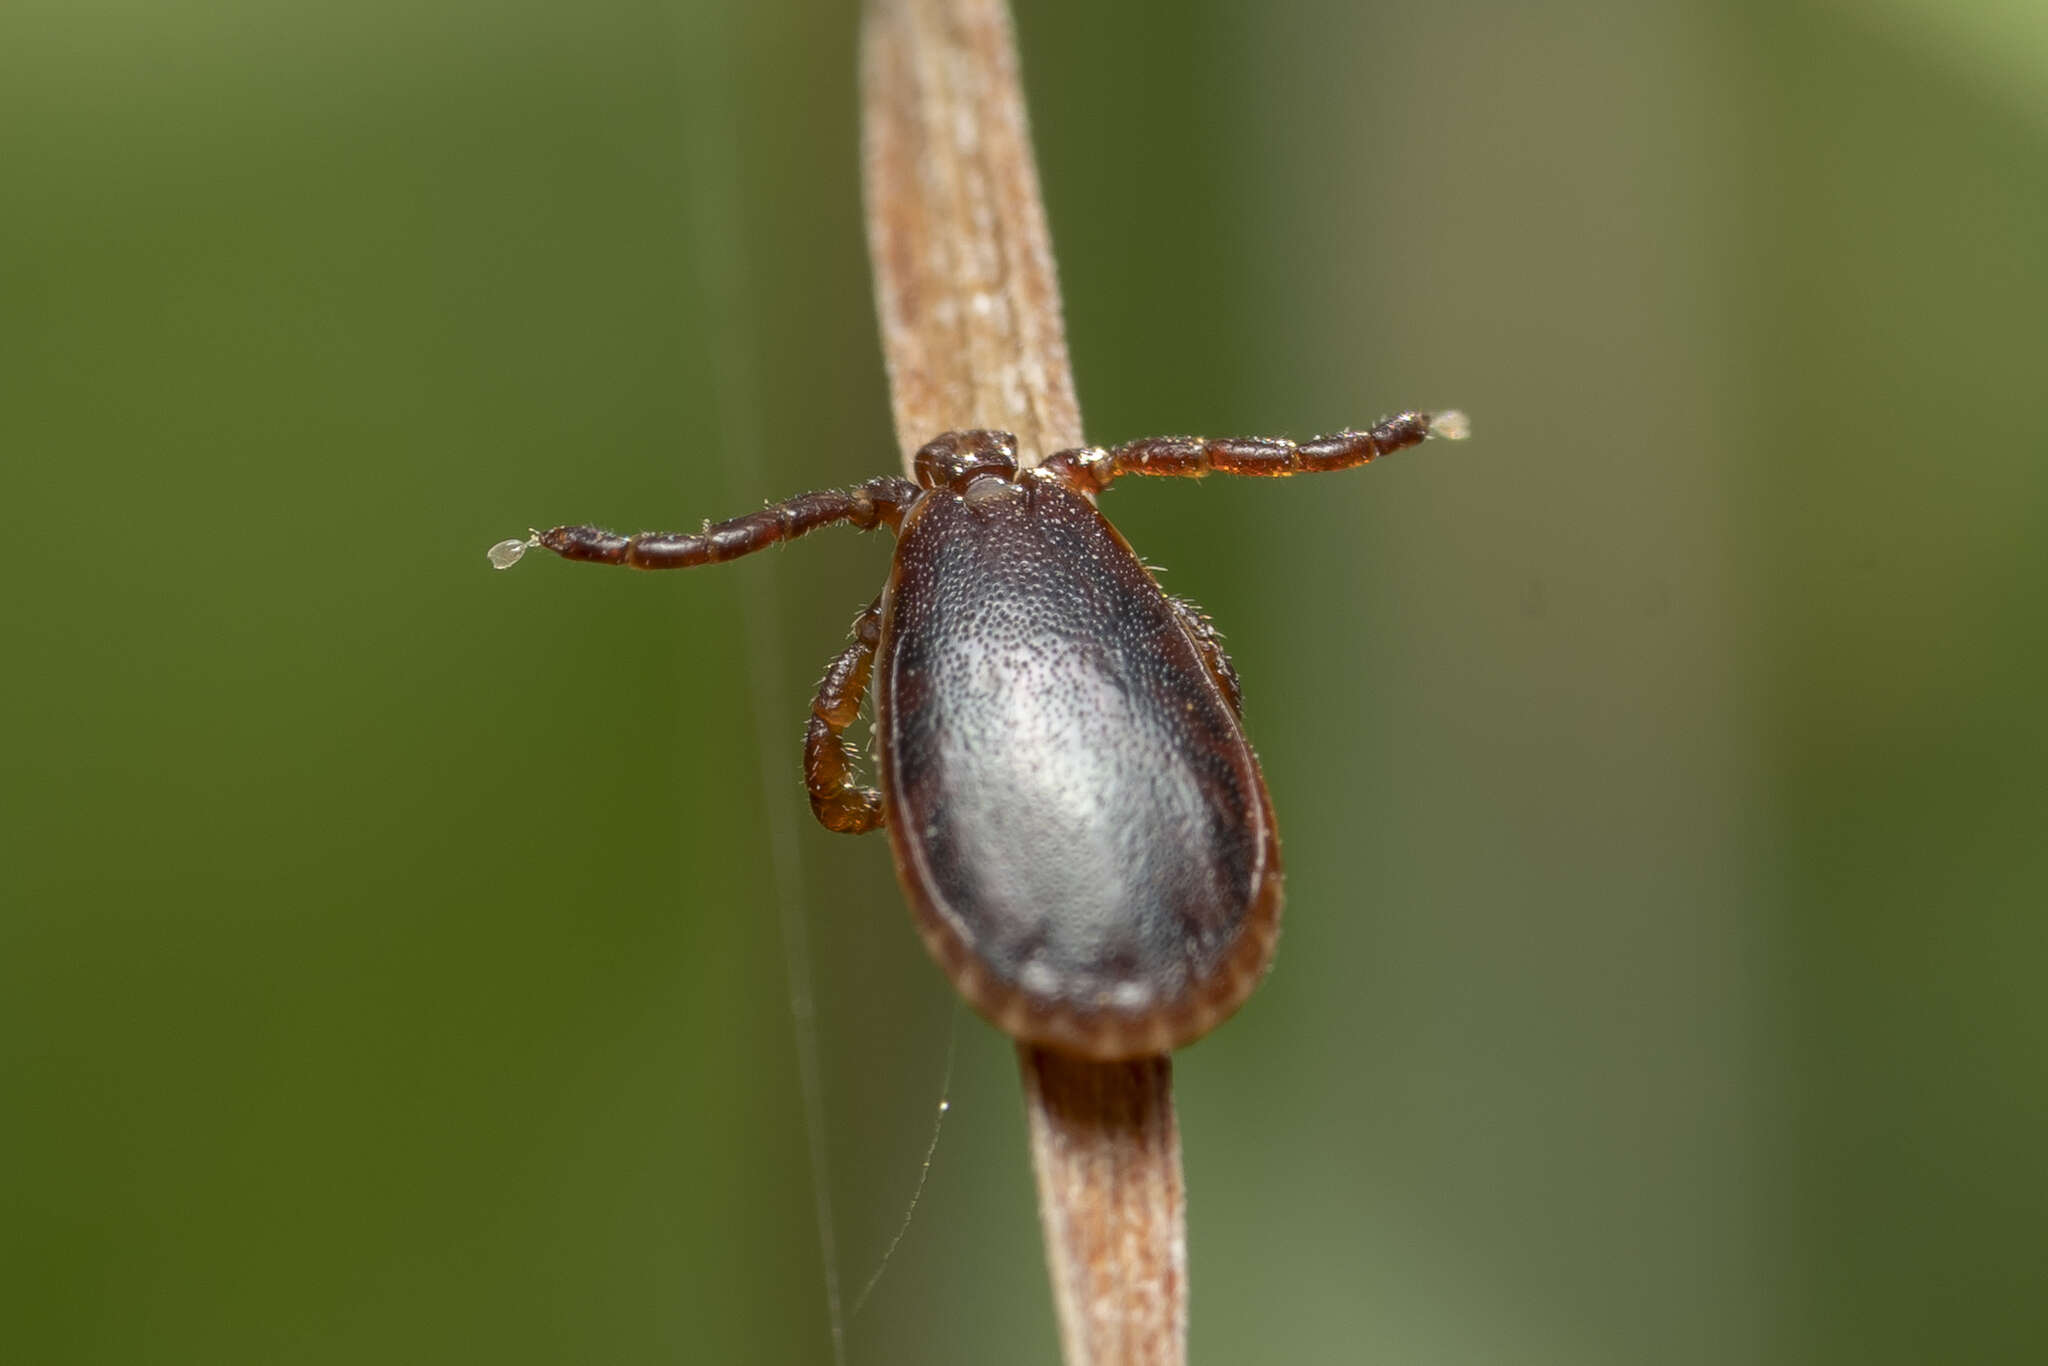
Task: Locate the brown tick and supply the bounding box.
[492,410,1467,1060]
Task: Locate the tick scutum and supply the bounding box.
[876,478,1282,1060]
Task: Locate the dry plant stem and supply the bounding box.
[861,2,1190,1363]
[1018,1051,1187,1366]
[861,0,1084,467]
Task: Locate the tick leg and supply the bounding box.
[1039,409,1468,494]
[519,476,922,570]
[1168,596,1244,719]
[804,598,886,834]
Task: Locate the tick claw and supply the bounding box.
[1429,409,1471,441]
[487,533,539,570]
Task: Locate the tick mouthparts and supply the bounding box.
[1429,409,1471,441]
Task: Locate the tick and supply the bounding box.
[492,410,1466,1059]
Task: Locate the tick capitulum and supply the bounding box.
[495,410,1467,1060]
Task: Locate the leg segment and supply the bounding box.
[1168,596,1244,719]
[1039,410,1467,494]
[536,476,922,569]
[804,598,886,834]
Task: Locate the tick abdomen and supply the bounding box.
[878,480,1281,1057]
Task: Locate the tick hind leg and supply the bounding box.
[804,598,886,834]
[1169,596,1244,718]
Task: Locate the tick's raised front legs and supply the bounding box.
[804,598,886,834]
[1039,409,1468,494]
[490,476,923,571]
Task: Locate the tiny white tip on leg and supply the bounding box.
[1430,409,1471,441]
[487,534,537,570]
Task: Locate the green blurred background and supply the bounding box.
[5,1,2044,1361]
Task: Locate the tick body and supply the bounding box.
[495,412,1465,1059]
[880,460,1278,1058]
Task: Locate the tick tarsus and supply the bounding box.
[496,408,1463,1058]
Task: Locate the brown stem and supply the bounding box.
[861,0,1084,467]
[861,2,1189,1363]
[1017,1050,1188,1366]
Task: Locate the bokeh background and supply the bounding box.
[6,1,2044,1361]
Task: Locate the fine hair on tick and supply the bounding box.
[493,411,1468,1061]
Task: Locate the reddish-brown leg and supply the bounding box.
[1167,596,1243,718]
[1038,409,1467,494]
[804,598,885,834]
[534,476,922,569]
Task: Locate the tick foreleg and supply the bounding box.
[804,598,886,834]
[1039,410,1468,494]
[500,477,922,570]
